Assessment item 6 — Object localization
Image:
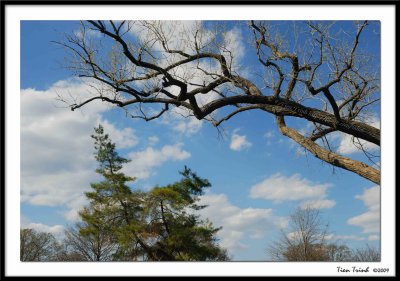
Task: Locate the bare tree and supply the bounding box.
[52,248,88,261]
[269,207,330,261]
[351,244,380,262]
[268,207,381,262]
[56,20,380,184]
[20,228,60,261]
[63,223,119,261]
[324,243,353,262]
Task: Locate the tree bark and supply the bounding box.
[199,94,379,146]
[276,116,380,184]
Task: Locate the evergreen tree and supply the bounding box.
[145,167,229,261]
[76,124,228,261]
[78,124,144,260]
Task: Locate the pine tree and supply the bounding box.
[76,125,228,261]
[145,167,229,261]
[78,124,144,260]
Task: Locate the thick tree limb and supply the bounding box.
[59,20,381,184]
[201,95,380,145]
[70,91,380,146]
[276,116,380,184]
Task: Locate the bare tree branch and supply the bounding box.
[56,20,381,184]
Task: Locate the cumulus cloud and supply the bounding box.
[173,116,203,136]
[249,173,332,202]
[287,230,319,241]
[325,234,365,241]
[348,211,380,234]
[123,143,190,179]
[230,130,252,151]
[129,21,202,56]
[300,199,336,210]
[63,195,89,222]
[347,186,380,234]
[222,27,245,71]
[24,223,64,236]
[21,171,99,207]
[21,78,192,226]
[129,21,245,71]
[21,216,65,240]
[368,234,380,241]
[127,21,246,137]
[197,193,287,254]
[337,116,380,155]
[22,87,97,207]
[147,136,159,146]
[74,27,101,40]
[355,185,380,208]
[154,102,204,137]
[64,208,82,222]
[21,80,139,209]
[102,120,139,149]
[337,133,380,155]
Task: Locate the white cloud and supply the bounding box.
[23,222,65,236]
[21,79,138,214]
[337,133,380,155]
[249,173,332,202]
[337,116,380,155]
[355,185,380,209]
[264,131,275,146]
[21,215,65,239]
[347,186,380,234]
[326,234,365,241]
[22,79,192,225]
[158,107,204,137]
[287,231,311,241]
[222,27,245,71]
[129,21,245,72]
[64,208,82,222]
[230,130,252,151]
[63,195,88,222]
[173,116,203,136]
[368,235,380,241]
[147,136,159,146]
[300,199,336,210]
[102,120,139,149]
[197,193,287,254]
[127,21,247,136]
[21,215,65,241]
[123,143,190,179]
[74,28,101,40]
[129,21,202,56]
[296,147,306,157]
[264,131,274,139]
[348,210,380,234]
[220,231,247,251]
[21,171,99,207]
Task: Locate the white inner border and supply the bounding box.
[5,5,396,277]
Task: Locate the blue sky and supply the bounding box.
[20,20,380,261]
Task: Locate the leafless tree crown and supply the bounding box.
[56,20,380,184]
